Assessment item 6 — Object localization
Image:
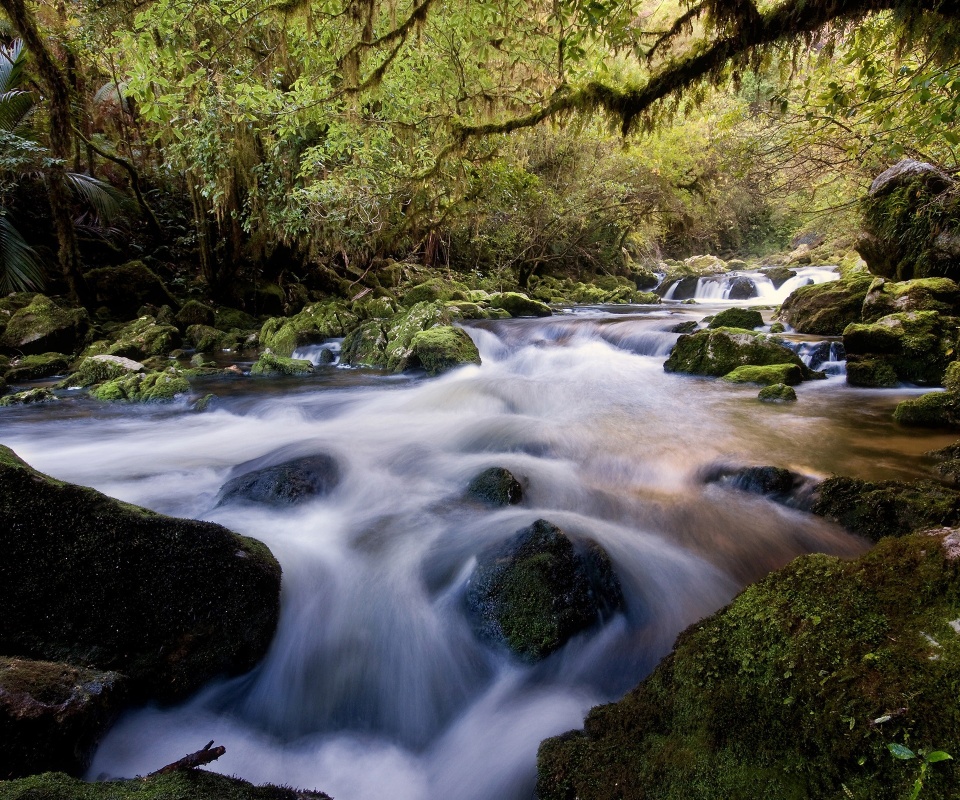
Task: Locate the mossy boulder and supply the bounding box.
[861,277,960,323]
[894,391,960,428]
[184,324,225,353]
[173,300,215,330]
[3,353,70,383]
[0,388,57,407]
[0,658,124,779]
[400,278,469,307]
[58,356,143,389]
[217,454,340,507]
[90,371,189,402]
[762,266,797,288]
[0,445,281,702]
[84,261,177,318]
[249,353,314,376]
[0,770,331,799]
[778,274,873,335]
[465,519,624,662]
[341,301,451,372]
[0,296,89,357]
[843,311,960,386]
[757,383,797,403]
[664,328,808,378]
[88,317,181,362]
[488,292,552,317]
[537,532,960,800]
[467,467,523,506]
[845,357,900,388]
[409,326,481,375]
[213,306,259,332]
[722,363,804,386]
[811,475,960,541]
[707,307,763,330]
[259,302,359,358]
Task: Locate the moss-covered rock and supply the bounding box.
[87,317,181,362]
[217,454,340,507]
[894,390,960,427]
[184,324,225,353]
[0,770,330,799]
[58,356,144,390]
[258,302,359,358]
[409,326,481,375]
[843,311,960,386]
[465,519,624,662]
[762,266,797,288]
[664,328,808,378]
[722,363,804,386]
[249,353,314,376]
[341,301,452,372]
[0,657,125,779]
[778,274,873,335]
[488,292,552,317]
[0,296,89,357]
[213,306,259,332]
[758,383,798,402]
[861,277,960,323]
[400,278,469,307]
[537,532,960,800]
[90,371,189,402]
[845,357,900,388]
[0,445,281,702]
[706,307,763,330]
[84,261,177,318]
[467,467,523,506]
[0,388,57,407]
[173,300,215,331]
[3,353,70,383]
[811,475,960,541]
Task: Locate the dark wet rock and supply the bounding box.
[811,475,960,541]
[0,296,89,357]
[757,383,798,402]
[84,261,177,318]
[664,328,809,378]
[0,657,125,779]
[217,454,341,507]
[465,519,624,662]
[0,388,57,407]
[0,770,332,799]
[0,445,281,702]
[707,307,763,330]
[192,393,218,413]
[778,274,872,335]
[726,277,757,300]
[660,276,700,300]
[409,326,481,375]
[173,300,215,330]
[762,266,797,288]
[3,353,70,383]
[536,532,960,800]
[467,467,523,506]
[669,320,698,334]
[701,464,812,504]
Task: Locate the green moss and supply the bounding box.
[57,356,144,389]
[84,261,177,318]
[250,353,314,376]
[0,388,57,407]
[0,445,281,703]
[723,363,803,386]
[944,362,960,393]
[87,317,181,362]
[778,274,873,335]
[213,306,259,332]
[708,308,763,330]
[174,300,215,330]
[90,371,189,402]
[258,302,359,357]
[846,357,900,388]
[664,328,808,378]
[894,391,960,428]
[400,278,470,307]
[861,277,960,323]
[408,326,481,375]
[488,292,553,317]
[812,475,960,541]
[3,353,70,383]
[757,383,798,402]
[339,319,389,367]
[0,770,330,799]
[537,533,960,800]
[0,296,89,357]
[185,324,225,353]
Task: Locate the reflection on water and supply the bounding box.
[0,301,952,800]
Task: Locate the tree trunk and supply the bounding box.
[0,0,88,304]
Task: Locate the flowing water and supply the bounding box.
[1,286,956,800]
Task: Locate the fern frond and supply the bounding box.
[0,214,45,293]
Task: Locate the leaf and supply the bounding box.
[889,743,917,760]
[926,751,953,763]
[65,173,132,224]
[0,215,45,293]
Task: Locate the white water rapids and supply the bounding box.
[1,296,955,800]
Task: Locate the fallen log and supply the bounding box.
[147,741,226,776]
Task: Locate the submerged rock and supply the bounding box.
[758,383,797,403]
[465,519,624,662]
[701,464,811,504]
[778,274,872,335]
[726,276,757,300]
[707,307,763,330]
[217,454,341,507]
[467,467,523,506]
[409,326,481,375]
[762,266,796,288]
[250,352,314,376]
[537,532,960,800]
[0,657,125,778]
[664,328,808,378]
[0,445,281,702]
[0,296,89,357]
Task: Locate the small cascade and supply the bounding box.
[787,340,847,376]
[294,339,342,365]
[661,266,839,305]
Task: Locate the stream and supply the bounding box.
[1,268,955,800]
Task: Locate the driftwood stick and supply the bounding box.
[147,741,226,776]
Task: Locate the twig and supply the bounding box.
[147,741,226,776]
